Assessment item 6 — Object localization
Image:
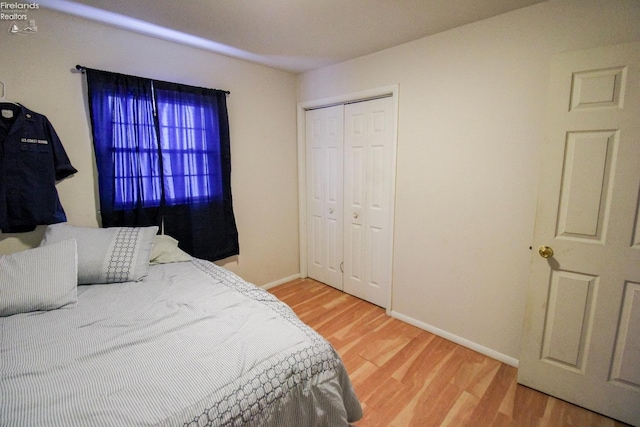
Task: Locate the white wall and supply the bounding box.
[0,8,300,286]
[297,0,640,361]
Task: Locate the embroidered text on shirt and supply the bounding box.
[21,138,48,144]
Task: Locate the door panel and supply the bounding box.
[348,223,363,282]
[541,271,596,371]
[611,281,640,389]
[344,97,395,308]
[519,41,640,425]
[557,130,616,239]
[350,146,366,208]
[311,215,323,268]
[305,105,344,290]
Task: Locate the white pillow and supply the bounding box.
[40,224,158,284]
[0,239,78,317]
[150,235,193,264]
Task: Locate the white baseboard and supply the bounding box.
[260,273,301,290]
[390,310,519,368]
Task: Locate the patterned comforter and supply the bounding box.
[0,260,362,426]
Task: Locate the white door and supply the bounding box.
[343,97,395,309]
[305,105,344,290]
[519,41,640,425]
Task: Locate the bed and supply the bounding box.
[0,224,363,426]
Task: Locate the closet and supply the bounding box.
[305,96,395,309]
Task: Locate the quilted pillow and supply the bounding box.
[0,239,78,316]
[41,224,158,284]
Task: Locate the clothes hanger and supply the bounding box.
[0,81,20,106]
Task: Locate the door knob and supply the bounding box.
[538,246,554,259]
[353,212,358,218]
[329,208,334,214]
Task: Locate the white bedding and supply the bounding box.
[0,260,362,426]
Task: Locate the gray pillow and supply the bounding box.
[41,224,158,284]
[0,239,78,317]
[150,235,193,265]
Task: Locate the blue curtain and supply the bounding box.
[85,69,239,261]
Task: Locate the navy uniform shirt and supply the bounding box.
[0,104,77,232]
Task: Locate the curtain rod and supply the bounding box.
[74,65,230,95]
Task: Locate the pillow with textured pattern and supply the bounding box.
[40,224,158,284]
[0,239,78,316]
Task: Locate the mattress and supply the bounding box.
[0,259,362,426]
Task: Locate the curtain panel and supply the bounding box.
[85,68,239,261]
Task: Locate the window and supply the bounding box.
[155,89,223,206]
[84,68,238,261]
[108,94,162,208]
[107,87,224,209]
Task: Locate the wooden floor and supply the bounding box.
[269,278,630,427]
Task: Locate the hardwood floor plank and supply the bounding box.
[512,383,549,424]
[490,411,516,427]
[268,279,631,427]
[318,301,385,344]
[440,391,480,427]
[357,319,418,367]
[350,360,380,390]
[390,332,435,382]
[496,375,518,419]
[467,364,517,426]
[458,352,502,400]
[410,381,463,426]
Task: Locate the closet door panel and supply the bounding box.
[305,105,344,290]
[344,97,394,308]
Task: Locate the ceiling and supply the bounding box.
[40,0,547,73]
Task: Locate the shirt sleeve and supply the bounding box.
[46,118,78,180]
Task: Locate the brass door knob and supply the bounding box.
[538,246,554,259]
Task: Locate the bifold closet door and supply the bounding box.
[305,105,344,290]
[343,97,394,309]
